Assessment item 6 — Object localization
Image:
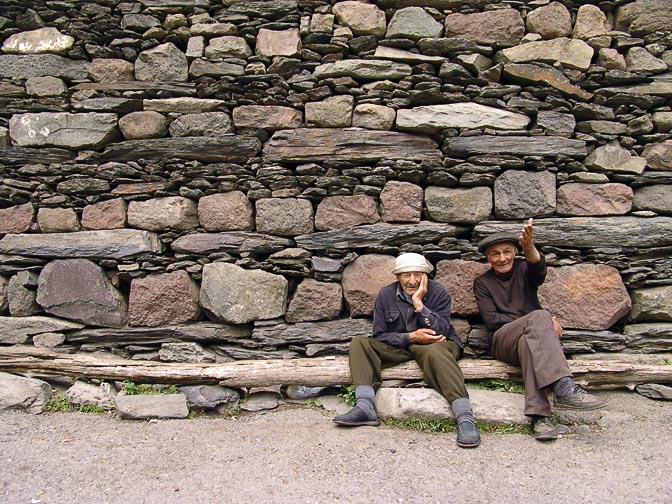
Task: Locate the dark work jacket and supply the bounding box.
[371,279,463,355]
[473,256,547,337]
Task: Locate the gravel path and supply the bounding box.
[1,390,670,504]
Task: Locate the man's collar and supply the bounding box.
[396,283,413,304]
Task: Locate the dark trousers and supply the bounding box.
[348,336,468,403]
[492,310,571,417]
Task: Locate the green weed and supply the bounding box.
[468,379,525,394]
[658,358,672,366]
[337,384,356,406]
[44,396,73,412]
[122,380,178,395]
[78,404,106,414]
[384,417,528,435]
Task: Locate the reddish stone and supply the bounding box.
[435,260,490,316]
[315,195,380,231]
[81,199,127,230]
[0,203,34,234]
[286,279,343,322]
[380,181,423,223]
[128,270,201,327]
[342,254,396,317]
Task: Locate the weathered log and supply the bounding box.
[1,347,670,388]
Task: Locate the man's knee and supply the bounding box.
[528,309,552,324]
[349,336,370,355]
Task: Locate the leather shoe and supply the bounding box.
[333,406,380,427]
[555,385,608,411]
[456,420,481,448]
[532,417,570,442]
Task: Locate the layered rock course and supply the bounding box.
[0,0,671,403]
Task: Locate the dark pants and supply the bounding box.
[492,310,571,417]
[349,336,468,403]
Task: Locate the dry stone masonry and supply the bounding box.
[0,0,671,413]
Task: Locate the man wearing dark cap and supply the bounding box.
[333,252,481,449]
[473,218,607,442]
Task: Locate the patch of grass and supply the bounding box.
[78,404,106,414]
[337,384,356,406]
[44,396,73,412]
[306,398,323,409]
[121,380,178,395]
[468,379,525,394]
[384,417,528,435]
[658,358,672,366]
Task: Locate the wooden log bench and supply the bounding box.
[1,346,671,389]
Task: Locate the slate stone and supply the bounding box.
[101,136,261,163]
[446,135,587,157]
[37,259,127,328]
[556,183,633,216]
[642,140,672,171]
[0,230,162,259]
[0,146,76,165]
[473,217,672,249]
[135,42,188,82]
[295,222,467,250]
[342,254,396,317]
[286,279,343,323]
[314,60,412,80]
[425,186,492,224]
[629,286,672,322]
[585,141,646,174]
[8,271,40,317]
[0,203,34,234]
[315,195,380,231]
[251,318,372,346]
[127,196,199,232]
[380,181,422,223]
[396,103,529,133]
[200,262,287,324]
[496,37,594,71]
[66,322,251,345]
[503,63,593,101]
[623,323,672,352]
[255,198,314,237]
[159,342,215,363]
[177,385,239,410]
[129,271,201,327]
[435,260,490,316]
[538,264,631,330]
[494,170,556,219]
[332,2,387,38]
[0,372,52,414]
[444,10,524,48]
[376,387,527,425]
[0,54,89,81]
[115,393,189,420]
[9,112,118,149]
[264,128,441,163]
[198,191,253,232]
[0,315,83,345]
[171,232,293,255]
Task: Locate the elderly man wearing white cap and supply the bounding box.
[333,252,481,448]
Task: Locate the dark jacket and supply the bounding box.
[473,256,547,335]
[371,279,463,354]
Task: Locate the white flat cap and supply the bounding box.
[392,252,433,275]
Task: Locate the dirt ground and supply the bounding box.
[0,389,670,504]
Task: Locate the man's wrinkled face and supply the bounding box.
[486,242,517,275]
[397,271,425,296]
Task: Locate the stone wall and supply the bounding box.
[1,0,671,365]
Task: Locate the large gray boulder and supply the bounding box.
[0,372,52,414]
[135,42,188,82]
[128,271,201,327]
[37,259,127,328]
[200,262,287,324]
[539,264,631,331]
[494,170,556,219]
[341,254,396,317]
[9,112,118,149]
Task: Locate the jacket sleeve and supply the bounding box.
[526,254,547,287]
[415,281,457,343]
[473,276,518,332]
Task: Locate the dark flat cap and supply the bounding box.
[477,232,519,254]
